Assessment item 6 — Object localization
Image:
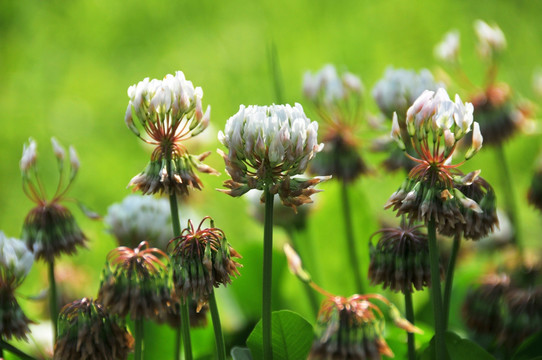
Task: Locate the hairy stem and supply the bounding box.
[263,187,274,360]
[209,290,227,360]
[443,234,461,329]
[427,219,446,359]
[404,291,416,360]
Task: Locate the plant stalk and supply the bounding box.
[495,144,522,253]
[0,340,37,360]
[209,290,227,360]
[443,234,461,329]
[427,218,446,359]
[48,259,58,342]
[404,291,416,360]
[134,317,144,360]
[263,187,274,360]
[166,156,192,360]
[340,179,364,293]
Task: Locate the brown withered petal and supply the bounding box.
[0,291,33,341]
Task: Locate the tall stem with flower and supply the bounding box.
[219,104,327,359]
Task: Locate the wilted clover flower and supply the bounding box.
[21,138,87,262]
[218,103,328,210]
[54,298,134,360]
[368,222,443,293]
[98,242,170,321]
[474,20,506,60]
[125,71,218,196]
[303,64,368,182]
[309,294,420,360]
[385,89,487,235]
[0,232,34,340]
[169,217,241,308]
[434,30,460,64]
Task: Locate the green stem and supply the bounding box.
[286,228,320,317]
[495,144,522,253]
[427,219,446,359]
[263,187,274,360]
[134,317,144,360]
[404,291,416,360]
[48,259,58,342]
[340,179,364,293]
[443,234,461,330]
[209,290,227,360]
[166,158,192,360]
[0,340,37,360]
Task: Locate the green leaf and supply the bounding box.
[247,310,314,360]
[231,347,253,360]
[512,330,542,360]
[420,331,494,360]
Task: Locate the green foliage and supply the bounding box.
[247,310,313,359]
[512,330,542,360]
[420,331,494,360]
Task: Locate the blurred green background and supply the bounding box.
[1,0,542,358]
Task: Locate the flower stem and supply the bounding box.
[443,234,461,330]
[263,186,274,360]
[0,340,37,360]
[48,259,58,342]
[166,158,192,360]
[427,218,446,359]
[404,291,416,360]
[495,144,522,253]
[340,179,364,293]
[134,317,144,360]
[209,290,227,360]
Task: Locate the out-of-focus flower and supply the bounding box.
[169,217,242,308]
[385,89,491,237]
[97,242,170,321]
[434,30,460,63]
[21,138,87,262]
[527,154,542,212]
[0,232,34,341]
[218,103,328,211]
[369,222,442,293]
[474,20,506,60]
[54,298,134,360]
[125,71,218,196]
[533,69,542,98]
[303,64,368,182]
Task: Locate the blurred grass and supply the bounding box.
[1,0,542,358]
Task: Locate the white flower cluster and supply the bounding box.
[474,20,506,59]
[219,103,322,176]
[124,71,210,138]
[434,30,460,63]
[372,67,443,118]
[0,231,34,285]
[303,64,363,106]
[105,195,196,250]
[395,88,482,159]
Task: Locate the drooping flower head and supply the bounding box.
[385,89,490,235]
[125,71,218,196]
[21,138,87,262]
[54,298,134,360]
[97,241,170,321]
[218,103,328,211]
[434,30,461,64]
[303,64,368,182]
[169,217,241,308]
[0,232,34,340]
[369,221,443,293]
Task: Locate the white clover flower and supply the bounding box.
[434,30,460,63]
[51,137,66,161]
[303,64,363,107]
[372,67,443,118]
[219,104,328,210]
[20,139,37,172]
[474,20,506,59]
[0,231,34,285]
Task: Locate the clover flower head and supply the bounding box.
[303,64,363,104]
[373,67,443,119]
[169,217,241,308]
[218,103,328,211]
[0,232,34,288]
[98,241,170,321]
[54,298,134,360]
[125,71,217,196]
[474,20,506,59]
[20,138,87,262]
[434,30,460,63]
